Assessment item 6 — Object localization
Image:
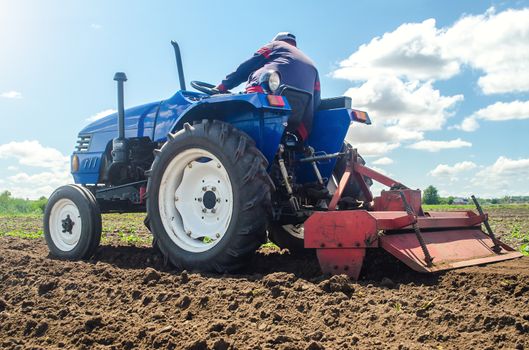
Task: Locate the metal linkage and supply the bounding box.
[278,145,300,211]
[298,151,345,163]
[399,191,434,267]
[305,147,324,186]
[471,195,502,254]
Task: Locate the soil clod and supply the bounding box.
[142,267,161,284]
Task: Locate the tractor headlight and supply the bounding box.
[71,154,79,173]
[260,70,281,93]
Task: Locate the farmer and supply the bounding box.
[215,32,320,140]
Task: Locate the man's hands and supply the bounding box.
[214,83,227,94]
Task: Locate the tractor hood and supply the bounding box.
[80,100,162,135]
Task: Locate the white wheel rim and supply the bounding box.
[49,198,82,251]
[282,224,304,239]
[158,148,234,253]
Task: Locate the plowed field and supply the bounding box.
[1,207,528,349]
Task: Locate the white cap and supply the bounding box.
[272,32,296,44]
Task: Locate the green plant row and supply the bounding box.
[0,230,44,239]
[422,203,529,211]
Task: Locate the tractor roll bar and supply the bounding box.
[171,40,186,91]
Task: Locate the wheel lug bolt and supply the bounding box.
[216,198,221,203]
[186,230,192,236]
[216,233,221,238]
[188,163,193,168]
[175,196,179,201]
[217,164,221,168]
[202,208,207,213]
[202,186,207,191]
[198,198,202,202]
[211,208,216,214]
[212,186,216,191]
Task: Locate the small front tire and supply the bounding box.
[44,185,102,260]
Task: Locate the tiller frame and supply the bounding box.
[304,150,523,279]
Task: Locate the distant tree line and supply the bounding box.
[0,191,47,214]
[1,186,527,214]
[422,185,529,205]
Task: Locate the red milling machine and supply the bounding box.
[304,150,523,280]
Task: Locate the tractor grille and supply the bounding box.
[75,134,92,152]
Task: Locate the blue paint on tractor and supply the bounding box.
[296,108,352,184]
[72,81,368,186]
[72,91,294,184]
[72,88,368,185]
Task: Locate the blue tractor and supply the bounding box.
[43,41,370,271]
[45,41,519,278]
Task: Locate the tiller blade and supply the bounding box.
[305,204,522,279]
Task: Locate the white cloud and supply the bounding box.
[471,156,529,196]
[86,109,116,122]
[5,171,72,199]
[333,8,529,95]
[8,172,68,184]
[455,116,480,132]
[345,77,463,132]
[477,156,529,177]
[91,23,102,30]
[0,141,71,199]
[408,138,472,152]
[0,140,68,169]
[456,100,529,131]
[333,19,459,82]
[443,8,529,94]
[344,77,462,155]
[372,157,394,165]
[1,91,22,99]
[429,161,477,178]
[331,8,529,155]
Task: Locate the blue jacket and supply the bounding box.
[219,41,320,139]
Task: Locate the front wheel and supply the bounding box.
[44,185,102,260]
[146,120,273,272]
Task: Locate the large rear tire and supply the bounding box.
[146,120,273,273]
[44,184,102,260]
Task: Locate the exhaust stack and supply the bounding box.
[171,41,186,91]
[111,72,128,164]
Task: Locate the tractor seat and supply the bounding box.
[278,85,312,133]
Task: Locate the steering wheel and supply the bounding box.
[190,81,231,95]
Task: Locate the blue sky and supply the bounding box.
[1,0,529,199]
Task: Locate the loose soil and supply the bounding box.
[1,211,528,350]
